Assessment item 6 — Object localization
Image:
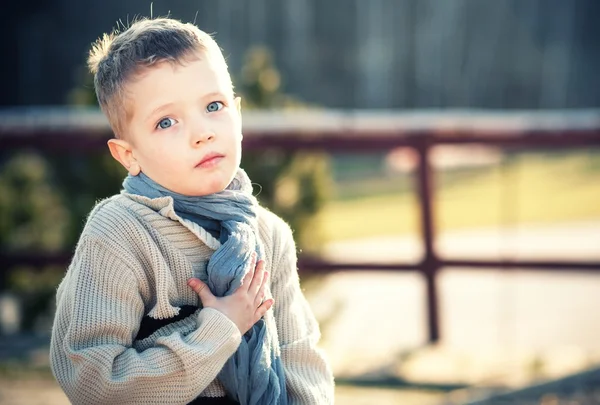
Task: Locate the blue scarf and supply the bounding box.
[123,169,288,405]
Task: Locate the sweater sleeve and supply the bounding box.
[270,222,335,404]
[50,237,241,405]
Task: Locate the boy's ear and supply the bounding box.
[107,138,141,175]
[234,97,243,140]
[234,96,242,115]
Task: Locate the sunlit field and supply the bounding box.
[320,151,600,241]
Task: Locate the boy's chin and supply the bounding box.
[187,183,231,197]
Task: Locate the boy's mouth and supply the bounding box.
[196,152,225,168]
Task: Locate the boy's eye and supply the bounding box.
[206,101,224,113]
[157,118,176,129]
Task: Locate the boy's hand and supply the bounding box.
[187,253,274,335]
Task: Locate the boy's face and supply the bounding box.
[114,53,242,196]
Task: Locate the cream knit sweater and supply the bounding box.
[50,193,334,405]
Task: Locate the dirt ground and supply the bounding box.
[0,376,445,405]
[0,377,69,405]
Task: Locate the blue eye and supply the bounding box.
[206,101,224,112]
[157,118,175,129]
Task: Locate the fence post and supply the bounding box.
[414,137,441,344]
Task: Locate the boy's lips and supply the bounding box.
[195,152,225,168]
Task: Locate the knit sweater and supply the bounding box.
[49,192,334,405]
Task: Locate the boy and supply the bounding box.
[49,17,334,405]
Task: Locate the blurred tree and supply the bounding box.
[236,46,331,253]
[235,47,334,337]
[0,153,68,251]
[0,66,126,332]
[236,46,307,110]
[0,153,71,331]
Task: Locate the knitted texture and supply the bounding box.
[49,193,334,405]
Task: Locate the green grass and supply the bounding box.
[319,152,600,241]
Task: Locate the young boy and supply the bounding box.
[49,17,334,405]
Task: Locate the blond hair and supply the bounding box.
[88,18,231,138]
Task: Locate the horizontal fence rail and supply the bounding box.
[2,108,600,343]
[3,109,600,151]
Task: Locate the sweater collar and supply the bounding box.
[120,191,221,251]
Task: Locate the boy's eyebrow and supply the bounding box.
[145,102,176,122]
[201,91,227,99]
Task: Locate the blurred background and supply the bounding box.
[1,1,600,404]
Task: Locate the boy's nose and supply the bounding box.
[192,131,215,145]
[189,115,216,146]
[190,126,216,146]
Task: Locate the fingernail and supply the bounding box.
[188,279,197,287]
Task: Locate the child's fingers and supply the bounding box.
[254,298,274,320]
[187,278,215,305]
[253,271,269,308]
[248,260,265,297]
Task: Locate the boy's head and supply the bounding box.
[88,18,243,196]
